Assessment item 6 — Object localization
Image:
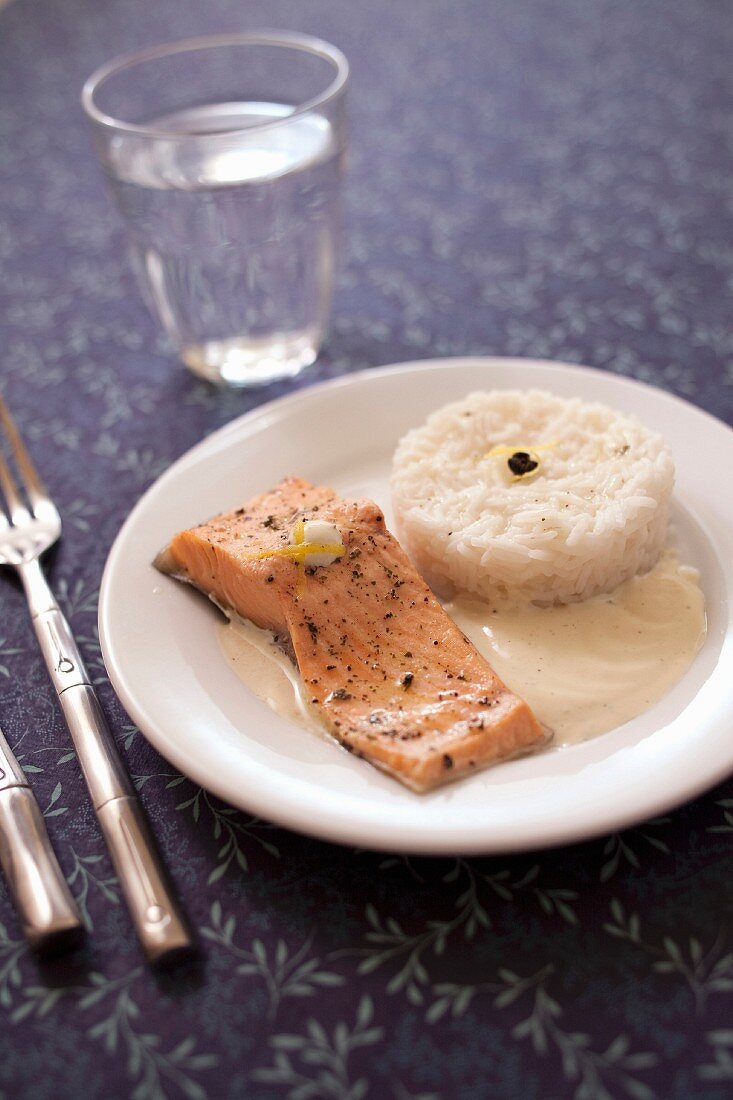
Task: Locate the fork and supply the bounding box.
[0,395,192,963]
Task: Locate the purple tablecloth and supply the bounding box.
[1,1,732,1097]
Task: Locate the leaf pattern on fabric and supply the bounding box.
[0,0,731,1096]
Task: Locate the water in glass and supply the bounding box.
[107,102,341,385]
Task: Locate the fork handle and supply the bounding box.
[26,590,192,963]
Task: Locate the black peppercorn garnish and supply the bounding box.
[507,451,539,477]
[401,672,414,688]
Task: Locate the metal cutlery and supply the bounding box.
[0,723,84,952]
[0,394,192,963]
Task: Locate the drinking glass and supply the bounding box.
[82,33,348,386]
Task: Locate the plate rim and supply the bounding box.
[116,356,733,493]
[99,357,733,854]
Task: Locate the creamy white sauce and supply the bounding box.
[447,552,706,744]
[218,614,324,736]
[217,552,706,747]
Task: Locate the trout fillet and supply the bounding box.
[156,477,548,791]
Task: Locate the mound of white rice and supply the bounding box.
[390,390,674,606]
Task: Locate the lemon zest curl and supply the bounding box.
[242,517,345,598]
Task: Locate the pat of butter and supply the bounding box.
[290,520,344,567]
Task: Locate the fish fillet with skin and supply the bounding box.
[156,477,548,791]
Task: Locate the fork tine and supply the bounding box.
[0,393,48,515]
[0,443,31,525]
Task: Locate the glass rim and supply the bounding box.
[81,30,349,139]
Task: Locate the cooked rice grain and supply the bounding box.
[390,390,674,605]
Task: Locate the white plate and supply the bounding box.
[99,358,733,854]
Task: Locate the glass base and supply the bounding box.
[181,330,319,387]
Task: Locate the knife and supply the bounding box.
[0,724,84,952]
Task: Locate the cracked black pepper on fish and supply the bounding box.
[155,476,547,791]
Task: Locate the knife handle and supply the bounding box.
[0,784,84,953]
